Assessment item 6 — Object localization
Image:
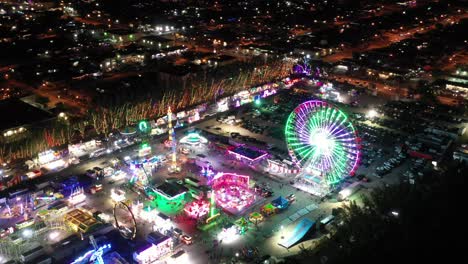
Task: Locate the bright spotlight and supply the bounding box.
[366,109,378,118]
[49,231,59,240]
[310,131,335,155]
[22,229,33,238]
[217,226,239,244]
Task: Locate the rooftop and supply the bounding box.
[153,182,188,199]
[229,145,268,161]
[147,231,170,245]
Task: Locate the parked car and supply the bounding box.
[286,194,296,202]
[180,234,193,245]
[173,228,183,238]
[89,184,103,194]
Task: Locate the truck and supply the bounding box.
[89,148,107,158]
[338,182,361,201]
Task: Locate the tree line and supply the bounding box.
[0,58,293,163]
[285,160,465,264]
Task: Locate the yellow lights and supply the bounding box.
[366,109,379,119]
[110,188,126,202]
[58,112,68,120]
[3,127,26,137]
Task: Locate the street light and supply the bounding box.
[49,231,59,240]
[58,112,68,121]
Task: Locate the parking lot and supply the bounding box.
[2,81,464,263]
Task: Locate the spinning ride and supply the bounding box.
[184,199,210,219]
[211,173,256,215]
[285,100,360,190]
[180,132,208,145]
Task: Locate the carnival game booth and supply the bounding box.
[249,212,264,224]
[266,159,300,176]
[212,173,257,215]
[232,90,252,107]
[234,217,249,234]
[138,205,174,235]
[261,203,277,216]
[134,233,173,264]
[37,149,68,171]
[227,145,268,164]
[294,173,330,198]
[271,196,290,210]
[249,212,265,225]
[68,140,100,158]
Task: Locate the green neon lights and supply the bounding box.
[138,120,149,133]
[285,100,360,185]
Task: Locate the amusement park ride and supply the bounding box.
[118,106,185,239]
[285,100,361,196]
[113,201,137,240]
[88,235,105,264]
[167,107,181,173]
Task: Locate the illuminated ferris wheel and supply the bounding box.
[285,100,361,185]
